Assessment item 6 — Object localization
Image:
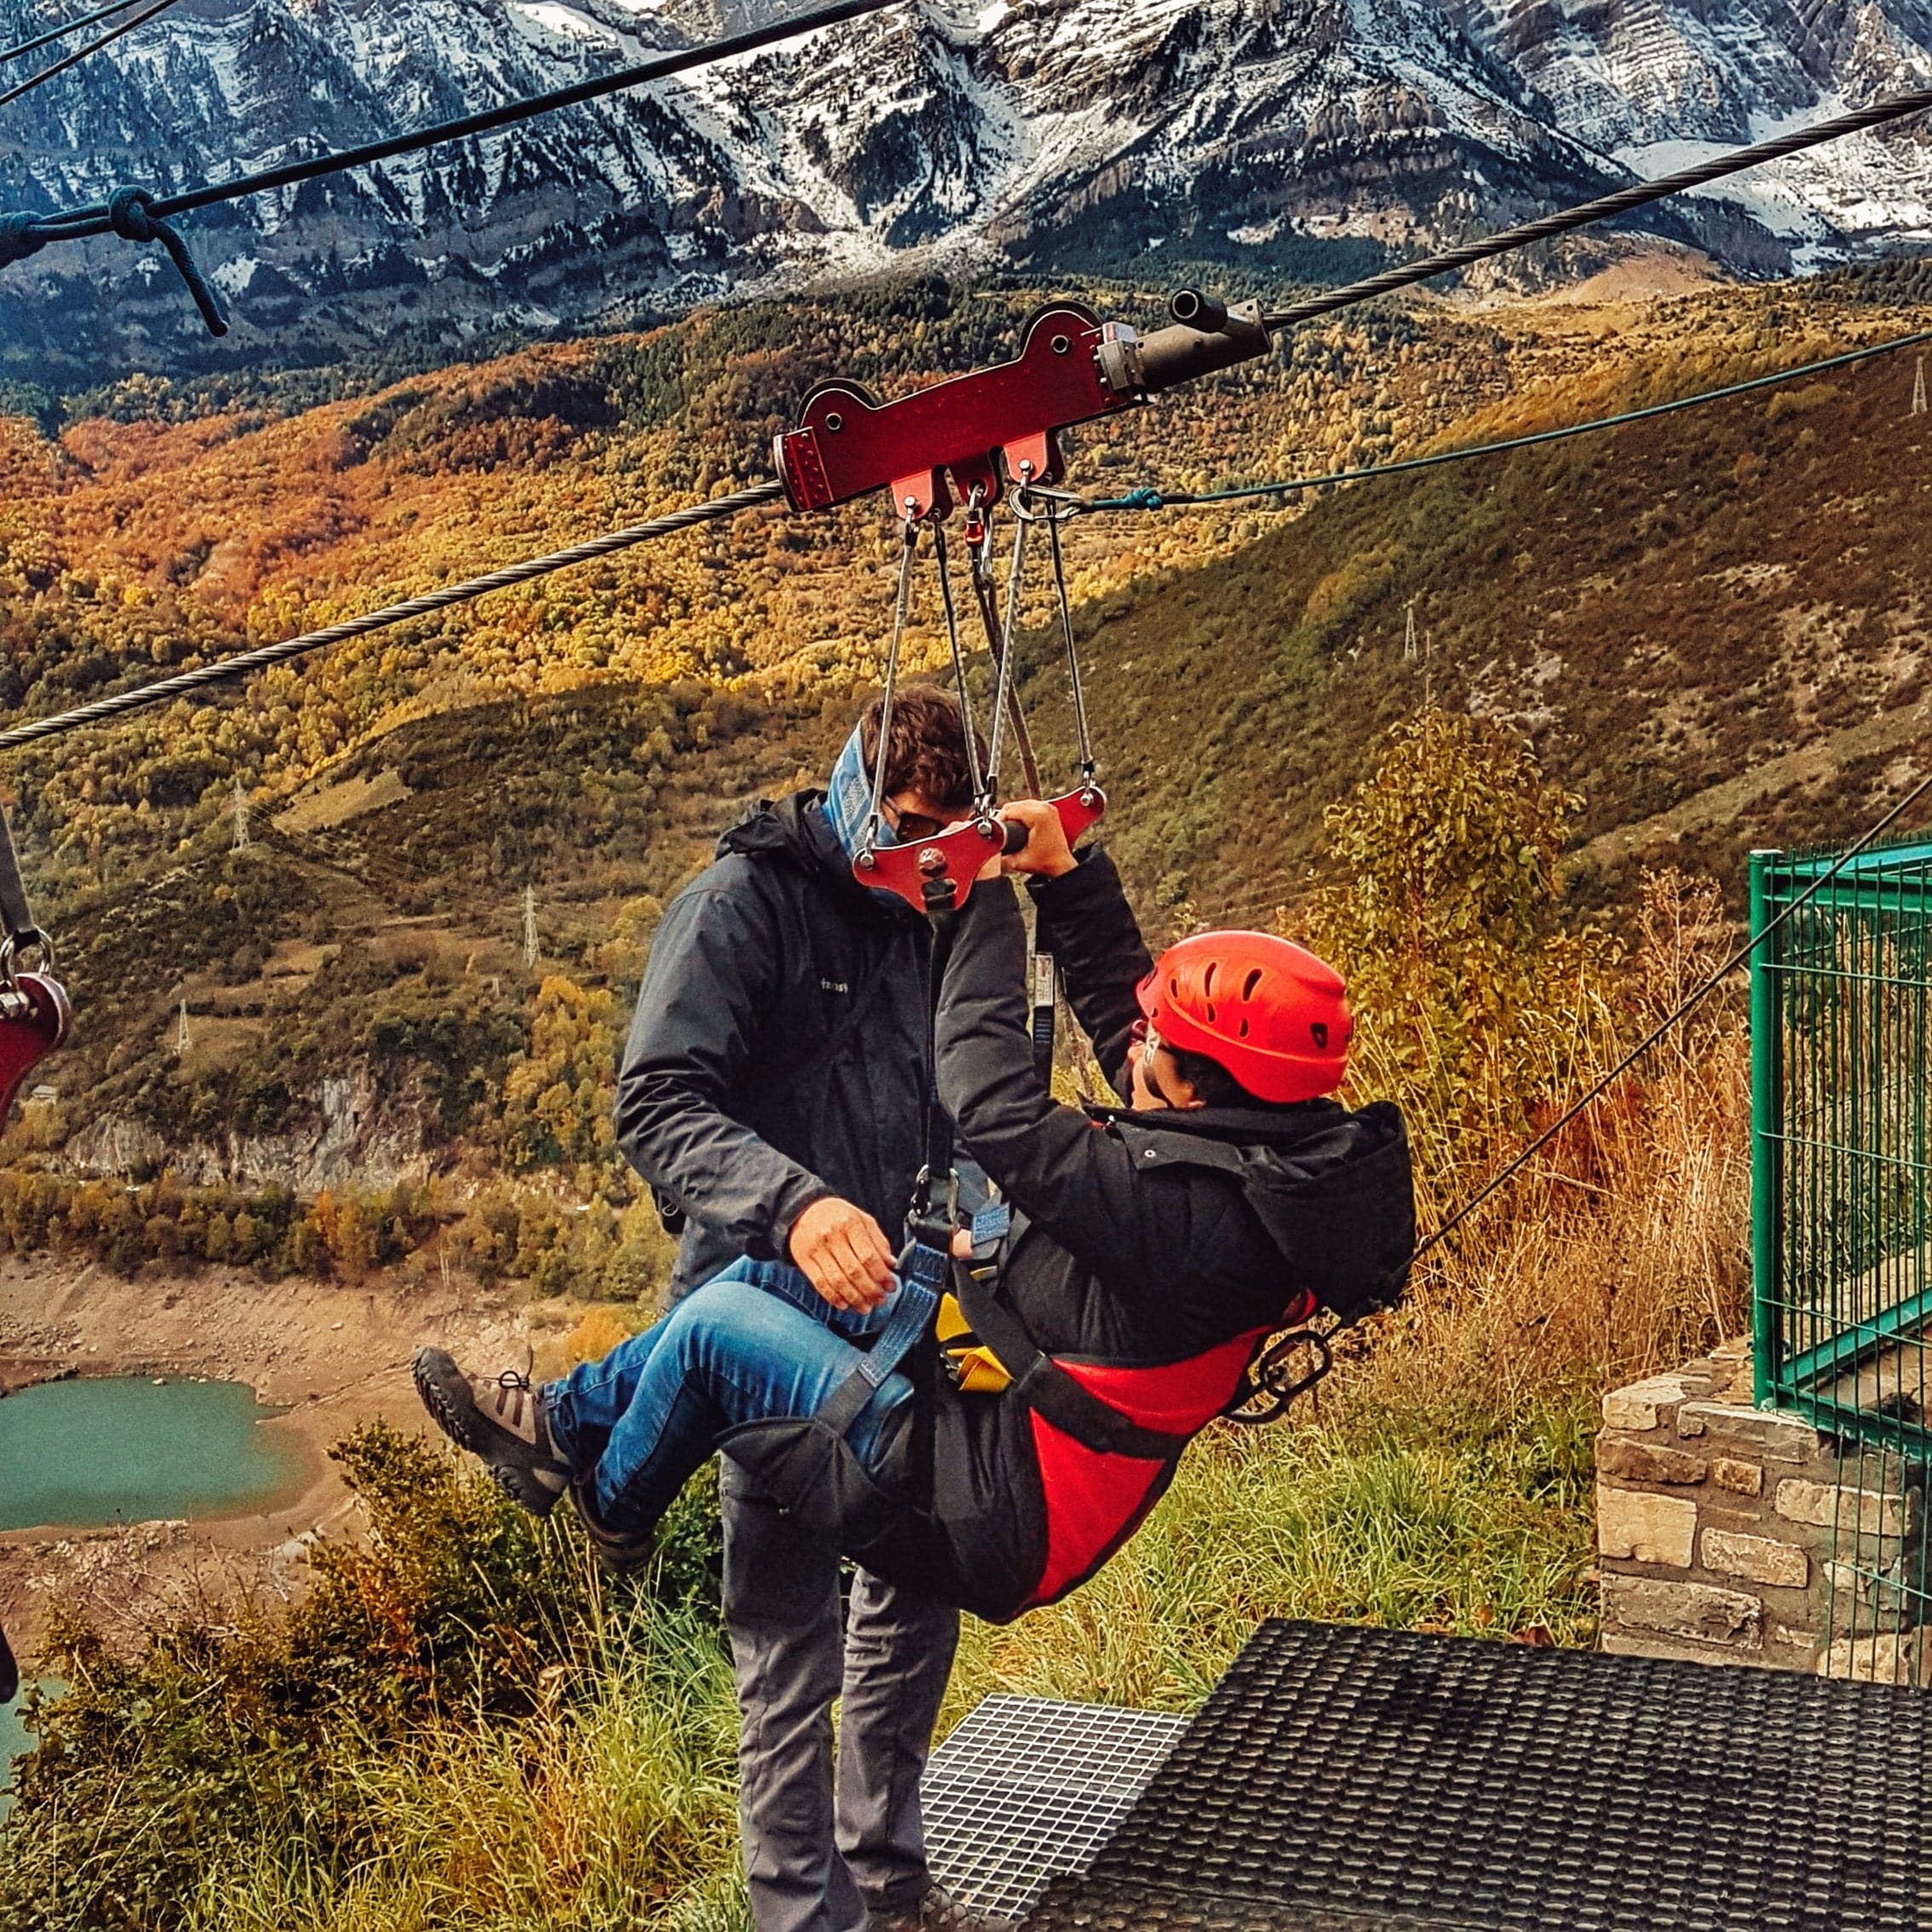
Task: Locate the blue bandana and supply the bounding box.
[822,722,893,867]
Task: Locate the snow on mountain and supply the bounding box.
[3,0,1932,366]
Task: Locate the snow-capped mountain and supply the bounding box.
[3,0,1932,366]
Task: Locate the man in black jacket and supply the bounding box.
[520,688,977,1932]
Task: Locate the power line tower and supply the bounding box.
[1403,600,1418,662]
[1913,356,1927,417]
[522,886,538,970]
[230,773,249,852]
[176,1000,192,1058]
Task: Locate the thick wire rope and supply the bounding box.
[1416,765,1932,1261]
[1076,329,1932,514]
[1262,84,1932,331]
[14,0,899,244]
[0,481,783,751]
[1,0,150,65]
[0,0,176,110]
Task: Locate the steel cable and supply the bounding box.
[1078,329,1932,514]
[14,0,899,240]
[1262,85,1932,332]
[1418,764,1932,1261]
[2,0,151,65]
[0,0,176,110]
[0,480,784,751]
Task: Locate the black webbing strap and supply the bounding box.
[1031,947,1056,1086]
[953,1267,1191,1462]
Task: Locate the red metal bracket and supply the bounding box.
[854,792,1108,912]
[857,822,1008,912]
[775,303,1131,521]
[1049,785,1107,848]
[0,972,69,1124]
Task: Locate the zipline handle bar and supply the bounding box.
[858,791,1105,913]
[775,292,1273,520]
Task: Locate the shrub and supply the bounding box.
[0,1425,725,1930]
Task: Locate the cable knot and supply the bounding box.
[104,185,228,337]
[107,187,159,242]
[0,213,48,270]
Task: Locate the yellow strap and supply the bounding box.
[936,1291,1013,1394]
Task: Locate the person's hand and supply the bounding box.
[787,1195,896,1311]
[998,797,1078,878]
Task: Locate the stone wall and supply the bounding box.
[1596,1337,1928,1682]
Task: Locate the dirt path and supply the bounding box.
[0,1258,543,1661]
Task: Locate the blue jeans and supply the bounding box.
[543,1258,913,1535]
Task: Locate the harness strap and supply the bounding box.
[815,1235,949,1436]
[954,1266,1191,1462]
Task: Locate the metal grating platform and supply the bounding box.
[1021,1620,1932,1932]
[921,1694,1191,1923]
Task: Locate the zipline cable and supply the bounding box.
[3,323,1909,752]
[1,0,151,66]
[1078,329,1932,513]
[1417,763,1932,1262]
[1262,85,1932,332]
[0,481,784,752]
[0,0,177,111]
[13,0,898,237]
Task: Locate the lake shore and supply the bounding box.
[0,1256,542,1664]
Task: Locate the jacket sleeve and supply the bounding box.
[1028,847,1153,1098]
[936,880,1179,1286]
[614,874,829,1259]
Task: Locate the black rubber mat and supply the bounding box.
[1021,1620,1932,1932]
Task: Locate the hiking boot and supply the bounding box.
[867,1883,1003,1931]
[412,1347,574,1516]
[567,1473,656,1574]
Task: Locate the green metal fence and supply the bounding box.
[1751,837,1932,1682]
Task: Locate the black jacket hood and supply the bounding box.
[716,791,916,924]
[1103,1100,1415,1327]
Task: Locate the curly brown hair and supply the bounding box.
[857,687,980,814]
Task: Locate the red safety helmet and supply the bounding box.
[1137,930,1351,1105]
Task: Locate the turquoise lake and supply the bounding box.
[0,1376,304,1532]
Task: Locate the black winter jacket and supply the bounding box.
[723,848,1416,1622]
[615,792,934,1298]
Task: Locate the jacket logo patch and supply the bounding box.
[820,978,850,994]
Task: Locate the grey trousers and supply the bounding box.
[722,1461,960,1932]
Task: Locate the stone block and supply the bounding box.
[1596,1485,1697,1567]
[1603,1575,1763,1649]
[1602,1374,1710,1431]
[1675,1402,1824,1462]
[1700,1528,1808,1590]
[1817,1628,1932,1686]
[1600,1631,1774,1669]
[1774,1479,1921,1540]
[1711,1458,1763,1498]
[1596,1437,1709,1486]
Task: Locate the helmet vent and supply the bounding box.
[1203,962,1218,996]
[1238,1019,1251,1038]
[1242,968,1263,1001]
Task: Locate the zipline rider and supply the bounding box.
[420,803,1416,1622]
